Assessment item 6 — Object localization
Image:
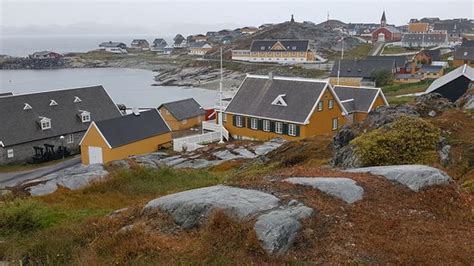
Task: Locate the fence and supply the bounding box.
[173,131,221,152]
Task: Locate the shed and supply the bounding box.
[425,64,474,101]
[80,109,171,165]
[158,98,206,131]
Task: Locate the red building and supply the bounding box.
[371,11,402,42]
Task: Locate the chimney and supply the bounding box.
[268,72,274,80]
[132,107,140,116]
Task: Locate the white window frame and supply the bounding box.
[263,120,270,132]
[40,118,51,130]
[81,113,91,123]
[222,113,227,122]
[182,119,187,125]
[7,149,14,158]
[318,101,324,111]
[67,134,74,144]
[250,118,258,130]
[332,118,338,130]
[275,122,283,134]
[235,116,243,127]
[328,99,334,109]
[288,124,297,136]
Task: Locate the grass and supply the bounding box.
[381,46,418,55]
[327,43,374,60]
[382,79,433,96]
[387,96,416,105]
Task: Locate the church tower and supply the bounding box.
[381,11,387,27]
[290,14,295,23]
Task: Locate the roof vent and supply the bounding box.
[23,103,32,110]
[49,99,58,106]
[271,94,288,107]
[132,107,140,116]
[74,96,82,103]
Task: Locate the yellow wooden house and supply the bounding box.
[158,98,206,131]
[80,109,171,165]
[221,75,348,141]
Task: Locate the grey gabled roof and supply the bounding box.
[401,33,447,44]
[454,47,474,60]
[159,98,206,121]
[426,64,474,93]
[330,59,395,78]
[0,86,122,147]
[333,86,382,113]
[419,49,442,61]
[250,40,310,52]
[99,41,126,48]
[367,56,408,68]
[93,109,170,148]
[225,75,329,124]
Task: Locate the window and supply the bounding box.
[275,122,283,134]
[7,149,14,158]
[223,113,227,122]
[328,99,334,109]
[49,99,58,106]
[40,118,51,130]
[182,119,187,125]
[318,101,324,111]
[235,116,243,127]
[74,96,82,103]
[332,118,338,130]
[251,118,258,130]
[288,124,297,136]
[166,110,170,115]
[263,120,270,132]
[23,103,32,110]
[81,113,91,123]
[67,134,74,144]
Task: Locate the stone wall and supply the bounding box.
[0,131,85,165]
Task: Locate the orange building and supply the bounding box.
[333,85,389,123]
[158,98,207,131]
[408,22,429,33]
[80,109,171,165]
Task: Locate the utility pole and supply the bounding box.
[218,47,224,144]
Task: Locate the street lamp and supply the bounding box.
[59,135,65,159]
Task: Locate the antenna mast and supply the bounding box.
[218,47,224,144]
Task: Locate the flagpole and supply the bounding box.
[337,38,344,86]
[218,47,224,144]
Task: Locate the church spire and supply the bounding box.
[290,14,295,23]
[381,11,387,27]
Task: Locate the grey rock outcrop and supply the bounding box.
[144,185,313,254]
[365,105,420,129]
[284,177,364,204]
[144,185,280,229]
[254,203,313,254]
[414,93,455,116]
[254,139,286,156]
[26,164,109,196]
[344,165,452,192]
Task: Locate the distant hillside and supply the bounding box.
[207,21,362,59]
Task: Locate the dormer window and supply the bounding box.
[74,96,82,103]
[271,94,288,106]
[39,117,51,130]
[23,103,32,110]
[78,110,91,123]
[49,99,58,106]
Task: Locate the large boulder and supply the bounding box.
[344,165,452,192]
[26,164,109,196]
[144,185,280,229]
[456,88,474,110]
[364,105,420,129]
[284,177,364,204]
[254,202,313,254]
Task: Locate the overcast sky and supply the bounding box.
[1,0,473,35]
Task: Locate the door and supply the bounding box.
[88,146,103,164]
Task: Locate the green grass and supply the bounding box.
[381,46,418,55]
[387,96,416,105]
[327,43,374,60]
[382,80,433,96]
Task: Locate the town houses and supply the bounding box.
[231,39,319,64]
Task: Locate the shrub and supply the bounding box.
[0,199,59,236]
[351,116,440,166]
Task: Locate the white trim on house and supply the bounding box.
[23,103,32,110]
[271,94,288,106]
[79,122,113,149]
